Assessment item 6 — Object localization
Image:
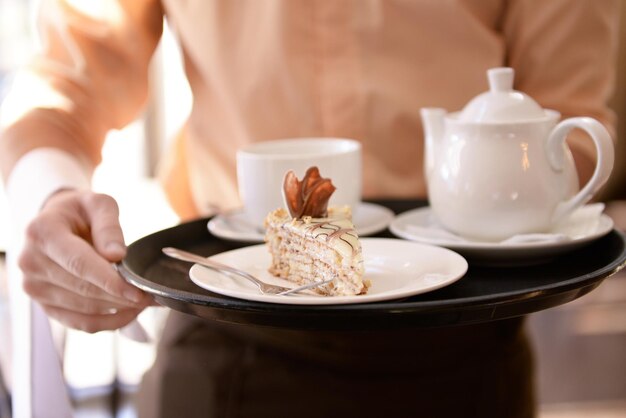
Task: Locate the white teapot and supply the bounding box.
[420,67,614,241]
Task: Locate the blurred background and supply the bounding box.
[0,1,624,417]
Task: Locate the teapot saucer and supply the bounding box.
[389,205,614,266]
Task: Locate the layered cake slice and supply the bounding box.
[264,167,368,296]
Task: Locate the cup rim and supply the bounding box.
[237,138,361,159]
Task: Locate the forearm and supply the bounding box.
[0,0,164,181]
[0,108,102,181]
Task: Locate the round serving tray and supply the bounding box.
[118,200,626,331]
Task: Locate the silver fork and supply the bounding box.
[162,247,332,296]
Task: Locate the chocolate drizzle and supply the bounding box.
[283,167,336,219]
[297,217,359,258]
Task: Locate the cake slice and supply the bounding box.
[264,167,367,296]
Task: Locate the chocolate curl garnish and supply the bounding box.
[283,166,336,218]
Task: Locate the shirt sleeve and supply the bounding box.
[0,0,164,181]
[502,0,620,172]
[5,148,91,233]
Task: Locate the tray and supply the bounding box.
[117,200,626,330]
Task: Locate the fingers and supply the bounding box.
[24,279,138,315]
[42,305,144,334]
[19,248,145,308]
[26,218,144,304]
[81,193,127,262]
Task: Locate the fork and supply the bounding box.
[162,247,332,296]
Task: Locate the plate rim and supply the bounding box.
[188,237,468,305]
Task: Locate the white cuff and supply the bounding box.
[3,148,88,418]
[5,148,91,233]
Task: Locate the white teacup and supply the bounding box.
[236,138,362,228]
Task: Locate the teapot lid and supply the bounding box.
[457,67,546,122]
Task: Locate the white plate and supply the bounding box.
[389,206,614,265]
[189,238,468,305]
[208,202,395,242]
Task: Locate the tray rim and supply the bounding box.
[117,202,626,328]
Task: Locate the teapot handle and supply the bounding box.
[547,117,614,223]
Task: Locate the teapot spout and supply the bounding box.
[420,107,446,177]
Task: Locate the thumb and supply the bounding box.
[83,193,127,262]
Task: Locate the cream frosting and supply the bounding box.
[289,216,360,259]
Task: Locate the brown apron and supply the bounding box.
[137,311,535,418]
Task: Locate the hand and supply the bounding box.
[18,189,152,333]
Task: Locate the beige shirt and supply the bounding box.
[0,0,619,219]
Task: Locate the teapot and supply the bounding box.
[421,67,614,241]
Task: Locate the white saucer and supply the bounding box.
[389,206,614,265]
[189,238,468,305]
[208,202,395,242]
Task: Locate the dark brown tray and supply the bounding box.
[118,200,626,330]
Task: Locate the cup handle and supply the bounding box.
[546,117,614,223]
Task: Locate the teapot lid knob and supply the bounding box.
[457,67,546,123]
[488,67,514,93]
